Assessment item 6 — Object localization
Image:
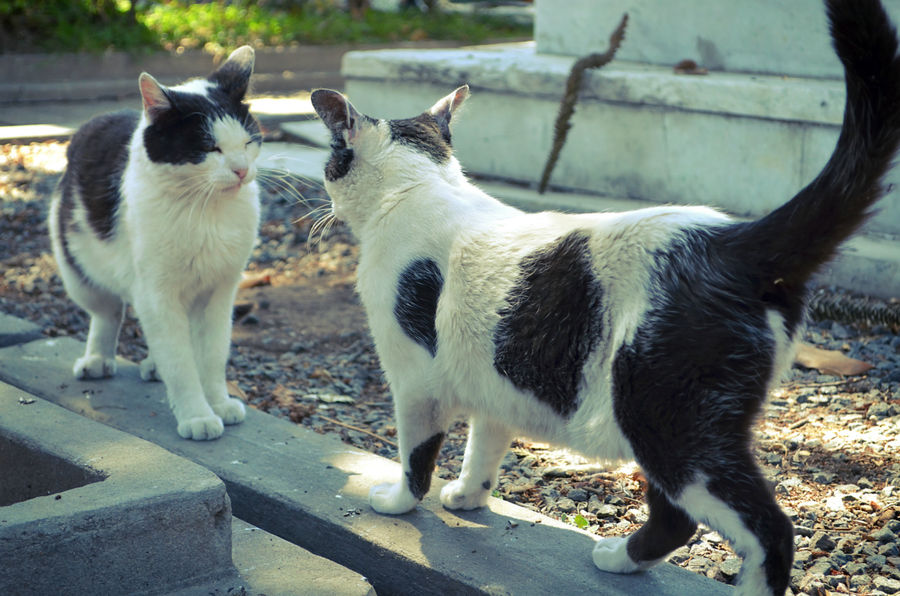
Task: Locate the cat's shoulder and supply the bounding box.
[68,110,141,159]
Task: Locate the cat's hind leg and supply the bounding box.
[67,281,124,379]
[191,282,245,425]
[139,353,160,381]
[592,481,697,573]
[672,466,793,596]
[369,390,449,515]
[440,417,513,510]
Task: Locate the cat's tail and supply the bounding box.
[731,0,900,291]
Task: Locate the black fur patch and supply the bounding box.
[143,85,260,166]
[406,432,445,500]
[492,231,604,418]
[324,134,355,182]
[61,110,138,240]
[389,114,451,164]
[481,480,491,490]
[611,227,794,590]
[625,482,697,564]
[56,187,89,282]
[394,259,443,357]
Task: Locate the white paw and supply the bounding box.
[440,479,491,510]
[139,357,160,381]
[592,537,642,574]
[211,397,246,425]
[176,415,225,441]
[73,354,116,379]
[368,482,419,515]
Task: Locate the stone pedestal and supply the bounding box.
[341,1,900,297]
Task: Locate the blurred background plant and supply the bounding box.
[0,0,531,54]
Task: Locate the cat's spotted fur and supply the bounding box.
[311,1,900,593]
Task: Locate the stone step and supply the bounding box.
[0,380,374,596]
[337,43,900,297]
[0,317,730,596]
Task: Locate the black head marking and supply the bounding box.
[388,114,452,164]
[394,258,443,357]
[310,88,374,182]
[493,231,604,417]
[139,70,260,166]
[208,45,255,101]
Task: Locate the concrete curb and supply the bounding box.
[0,382,233,595]
[0,322,730,596]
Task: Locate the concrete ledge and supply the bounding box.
[0,332,730,596]
[191,518,377,596]
[0,382,232,596]
[0,312,43,347]
[342,44,845,125]
[341,44,900,253]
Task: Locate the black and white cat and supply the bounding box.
[49,47,262,441]
[310,1,900,594]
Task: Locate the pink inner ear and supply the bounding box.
[139,75,170,116]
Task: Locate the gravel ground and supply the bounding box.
[3,140,900,595]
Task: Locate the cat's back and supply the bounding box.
[65,110,139,180]
[59,110,139,237]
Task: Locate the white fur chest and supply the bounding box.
[122,170,259,298]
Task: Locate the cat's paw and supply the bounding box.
[440,479,491,510]
[592,537,642,574]
[73,354,116,379]
[368,482,419,515]
[211,398,245,425]
[176,415,225,441]
[139,357,160,382]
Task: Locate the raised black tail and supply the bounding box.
[732,0,900,292]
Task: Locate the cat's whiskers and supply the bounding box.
[257,167,314,208]
[306,206,336,253]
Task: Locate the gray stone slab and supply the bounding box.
[0,382,232,595]
[0,312,43,347]
[0,336,730,596]
[174,518,377,596]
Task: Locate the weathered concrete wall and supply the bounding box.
[536,0,900,78]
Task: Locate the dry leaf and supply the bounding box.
[794,342,873,376]
[227,380,247,400]
[239,271,272,289]
[673,59,708,75]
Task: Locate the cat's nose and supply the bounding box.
[233,168,248,181]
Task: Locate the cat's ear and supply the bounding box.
[139,73,172,122]
[210,45,255,100]
[429,85,469,143]
[310,89,364,143]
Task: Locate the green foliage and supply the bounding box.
[0,0,159,53]
[1,0,530,54]
[573,513,589,529]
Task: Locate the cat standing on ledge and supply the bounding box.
[310,0,900,593]
[49,46,262,441]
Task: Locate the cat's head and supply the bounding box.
[137,45,261,192]
[310,85,469,224]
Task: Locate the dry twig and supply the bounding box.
[538,13,629,194]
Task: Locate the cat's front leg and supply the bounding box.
[440,417,513,510]
[370,393,448,515]
[192,282,245,425]
[132,291,224,440]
